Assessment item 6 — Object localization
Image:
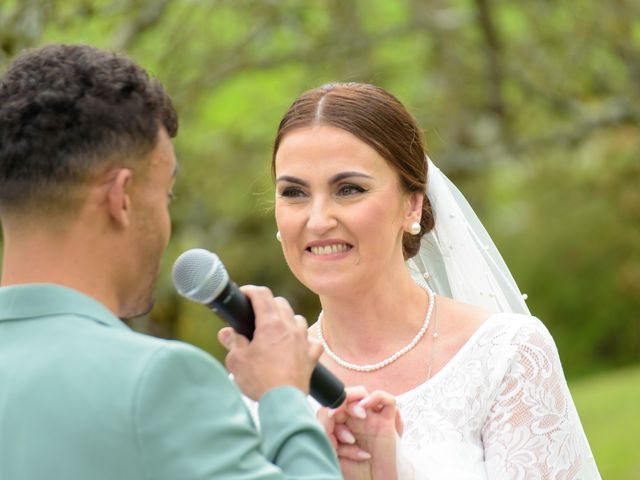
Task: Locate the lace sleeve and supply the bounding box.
[482,318,600,479]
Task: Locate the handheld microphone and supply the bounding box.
[172,248,346,408]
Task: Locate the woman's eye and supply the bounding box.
[280,186,306,198]
[337,184,366,196]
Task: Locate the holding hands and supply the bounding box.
[317,387,403,480]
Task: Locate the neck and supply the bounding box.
[317,268,430,359]
[0,221,121,315]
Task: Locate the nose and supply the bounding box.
[306,196,338,234]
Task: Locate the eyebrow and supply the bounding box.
[275,171,374,186]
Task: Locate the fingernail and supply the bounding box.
[357,450,372,460]
[353,405,367,419]
[219,331,231,348]
[337,430,356,444]
[327,409,336,419]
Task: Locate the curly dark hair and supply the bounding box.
[0,43,178,215]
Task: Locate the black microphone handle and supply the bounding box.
[210,281,256,340]
[208,281,346,408]
[310,363,347,409]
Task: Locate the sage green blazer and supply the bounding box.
[0,284,341,480]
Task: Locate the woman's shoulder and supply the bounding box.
[486,311,553,339]
[478,311,561,366]
[440,296,555,353]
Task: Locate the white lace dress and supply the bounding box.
[245,312,600,479]
[393,313,601,479]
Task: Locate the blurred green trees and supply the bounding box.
[1,0,638,376]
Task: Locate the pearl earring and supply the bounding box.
[409,222,421,235]
[276,231,282,242]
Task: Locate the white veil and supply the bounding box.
[405,159,604,479]
[407,158,530,315]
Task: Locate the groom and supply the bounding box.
[0,43,340,479]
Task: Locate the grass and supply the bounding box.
[570,364,640,479]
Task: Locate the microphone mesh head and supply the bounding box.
[172,248,229,304]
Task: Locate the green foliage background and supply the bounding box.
[1,1,639,476]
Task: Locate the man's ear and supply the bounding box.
[106,168,133,228]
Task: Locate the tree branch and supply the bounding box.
[114,0,175,51]
[474,0,507,121]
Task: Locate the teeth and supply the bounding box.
[310,244,350,255]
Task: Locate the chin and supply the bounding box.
[301,274,355,298]
[120,295,155,320]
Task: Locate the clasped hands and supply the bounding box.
[317,386,403,480]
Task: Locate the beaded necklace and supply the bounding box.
[317,282,436,372]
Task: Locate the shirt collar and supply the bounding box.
[0,283,130,331]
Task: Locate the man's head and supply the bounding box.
[0,43,177,217]
[0,44,179,317]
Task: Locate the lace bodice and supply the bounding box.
[245,313,600,479]
[394,313,600,479]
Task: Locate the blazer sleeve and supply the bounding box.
[132,341,341,480]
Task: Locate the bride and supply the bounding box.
[268,82,601,479]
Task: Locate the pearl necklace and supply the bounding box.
[317,282,435,372]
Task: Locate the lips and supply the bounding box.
[307,243,352,255]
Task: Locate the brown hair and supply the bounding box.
[272,82,434,259]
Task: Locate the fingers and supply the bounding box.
[345,385,369,403]
[357,389,404,436]
[226,285,315,398]
[217,327,249,351]
[240,285,302,328]
[316,407,338,449]
[217,327,233,349]
[239,285,283,328]
[319,407,370,461]
[308,336,324,364]
[273,295,295,320]
[396,410,404,437]
[240,286,309,345]
[347,400,368,419]
[326,385,369,422]
[358,389,397,413]
[336,444,372,461]
[335,424,356,445]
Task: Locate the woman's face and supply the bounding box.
[274,125,421,296]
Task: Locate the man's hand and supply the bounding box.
[217,285,323,400]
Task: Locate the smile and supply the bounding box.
[308,244,352,255]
